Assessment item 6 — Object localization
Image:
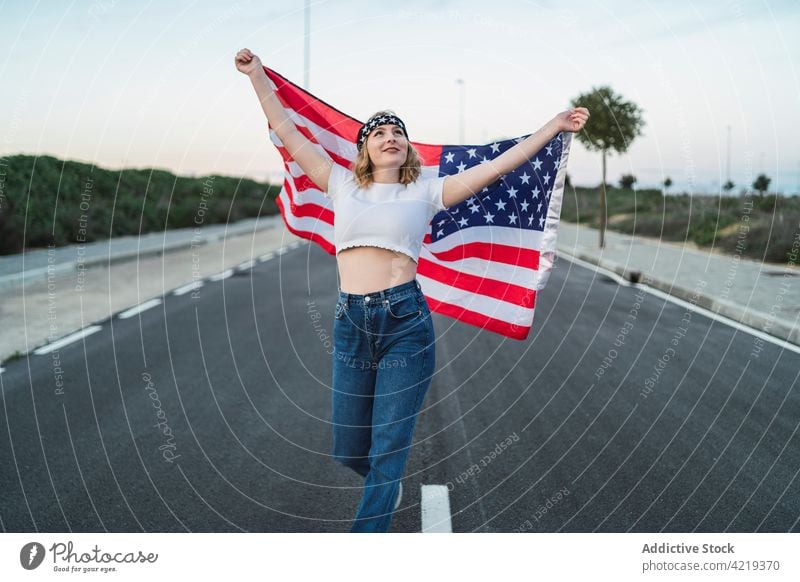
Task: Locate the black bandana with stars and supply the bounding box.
[357,114,408,151]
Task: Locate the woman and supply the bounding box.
[235,48,588,532]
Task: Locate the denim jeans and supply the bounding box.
[331,278,435,532]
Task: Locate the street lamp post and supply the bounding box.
[304,0,310,90]
[726,125,731,187]
[455,78,465,143]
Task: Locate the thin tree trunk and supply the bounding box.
[599,148,607,248]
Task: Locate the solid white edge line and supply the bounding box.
[118,298,162,319]
[560,252,800,356]
[32,325,103,355]
[209,269,234,281]
[559,251,633,287]
[638,281,800,355]
[173,280,203,296]
[421,484,453,533]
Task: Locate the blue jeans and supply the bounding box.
[331,278,436,532]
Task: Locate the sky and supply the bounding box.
[1,0,799,194]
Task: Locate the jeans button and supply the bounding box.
[365,296,370,302]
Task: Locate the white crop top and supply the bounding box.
[325,162,448,263]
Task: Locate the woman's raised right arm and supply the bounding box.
[235,49,332,191]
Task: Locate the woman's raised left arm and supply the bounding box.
[441,107,589,209]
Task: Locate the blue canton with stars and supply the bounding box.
[430,134,564,242]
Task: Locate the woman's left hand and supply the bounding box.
[553,107,589,133]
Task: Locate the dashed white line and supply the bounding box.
[209,269,234,281]
[33,325,103,356]
[173,281,203,296]
[236,260,255,270]
[118,298,162,319]
[421,484,453,532]
[0,366,5,374]
[258,253,274,262]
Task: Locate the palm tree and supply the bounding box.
[663,177,672,195]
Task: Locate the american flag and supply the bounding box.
[263,66,571,340]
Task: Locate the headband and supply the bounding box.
[357,114,408,151]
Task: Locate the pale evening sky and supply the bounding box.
[1,0,799,194]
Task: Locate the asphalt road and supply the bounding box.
[1,242,798,532]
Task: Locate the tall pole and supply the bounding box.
[726,125,731,186]
[456,78,465,143]
[304,0,310,90]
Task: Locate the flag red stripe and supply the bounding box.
[274,142,353,177]
[281,177,334,224]
[424,295,531,340]
[275,196,336,255]
[264,67,361,143]
[414,143,444,167]
[424,239,540,269]
[417,256,536,307]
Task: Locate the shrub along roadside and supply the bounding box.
[0,154,281,255]
[2,154,797,266]
[561,185,800,265]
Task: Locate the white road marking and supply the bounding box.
[258,253,274,262]
[173,281,203,296]
[33,325,103,355]
[118,298,162,319]
[0,367,5,374]
[209,269,234,281]
[559,251,633,287]
[640,282,800,355]
[560,252,800,356]
[421,485,453,533]
[237,260,255,270]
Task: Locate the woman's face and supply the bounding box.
[365,124,408,169]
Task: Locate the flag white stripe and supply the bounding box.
[417,274,535,327]
[269,129,340,168]
[279,200,336,239]
[426,224,545,252]
[418,246,540,286]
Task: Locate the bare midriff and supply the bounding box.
[336,246,417,294]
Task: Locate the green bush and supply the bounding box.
[562,185,800,265]
[0,155,281,255]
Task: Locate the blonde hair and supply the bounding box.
[352,110,422,188]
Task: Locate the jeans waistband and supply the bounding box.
[338,279,422,305]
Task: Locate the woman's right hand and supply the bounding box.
[235,48,262,76]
